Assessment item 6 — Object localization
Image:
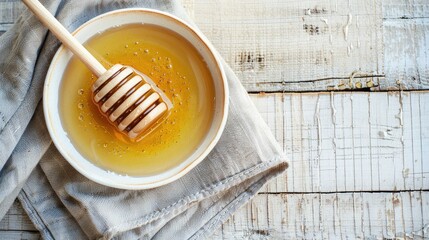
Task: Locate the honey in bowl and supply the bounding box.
[59,24,215,176]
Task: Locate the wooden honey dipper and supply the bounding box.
[23,0,172,140]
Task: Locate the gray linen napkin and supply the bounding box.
[0,0,288,239]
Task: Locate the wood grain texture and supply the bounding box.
[383,19,429,90]
[210,191,429,239]
[0,202,35,232]
[183,0,385,92]
[382,0,429,91]
[2,0,428,91]
[0,0,24,35]
[383,0,429,19]
[3,191,428,239]
[184,0,429,92]
[0,231,40,240]
[0,0,428,239]
[253,92,429,193]
[0,201,39,238]
[2,92,428,239]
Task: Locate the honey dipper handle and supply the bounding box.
[22,0,106,77]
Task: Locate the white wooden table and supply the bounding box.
[1,0,428,239]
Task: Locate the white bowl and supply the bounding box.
[44,9,228,190]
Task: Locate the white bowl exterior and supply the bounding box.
[44,9,228,189]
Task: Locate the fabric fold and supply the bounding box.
[0,0,60,171]
[0,0,288,238]
[0,103,51,218]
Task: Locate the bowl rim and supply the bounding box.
[43,8,229,190]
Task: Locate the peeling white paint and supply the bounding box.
[396,92,404,126]
[348,70,359,87]
[330,91,337,124]
[402,168,409,178]
[347,43,354,56]
[315,96,322,157]
[343,13,353,41]
[321,18,333,44]
[1,0,429,239]
[356,15,361,48]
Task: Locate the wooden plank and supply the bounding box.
[0,1,23,25]
[251,92,429,193]
[0,231,40,240]
[382,0,429,90]
[2,191,429,239]
[210,191,429,239]
[0,92,428,234]
[0,201,36,232]
[0,0,23,36]
[0,0,18,36]
[0,200,40,239]
[383,0,429,19]
[382,18,429,90]
[0,23,12,36]
[183,0,385,92]
[1,0,427,92]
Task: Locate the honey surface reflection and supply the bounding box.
[59,24,215,176]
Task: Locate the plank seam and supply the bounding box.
[247,89,429,94]
[258,189,429,194]
[261,75,385,84]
